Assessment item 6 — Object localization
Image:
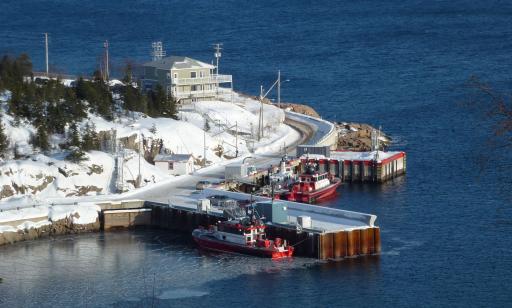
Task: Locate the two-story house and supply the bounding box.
[141,56,232,103]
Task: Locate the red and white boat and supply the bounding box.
[285,166,341,204]
[192,218,294,259]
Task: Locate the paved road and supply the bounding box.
[124,115,315,204]
[0,113,318,209]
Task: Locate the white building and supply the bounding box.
[154,154,195,176]
[141,56,232,103]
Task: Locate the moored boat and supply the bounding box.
[192,218,294,259]
[285,165,341,203]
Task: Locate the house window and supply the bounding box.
[174,73,178,79]
[199,71,204,78]
[168,162,174,170]
[190,71,197,78]
[191,85,198,91]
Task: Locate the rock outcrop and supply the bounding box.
[0,216,100,246]
[336,122,391,151]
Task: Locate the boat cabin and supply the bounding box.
[216,221,266,245]
[299,172,328,183]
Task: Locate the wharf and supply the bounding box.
[299,150,406,183]
[100,188,381,260]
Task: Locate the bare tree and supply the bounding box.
[463,76,512,171]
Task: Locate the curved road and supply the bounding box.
[121,114,318,203]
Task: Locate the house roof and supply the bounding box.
[154,154,193,162]
[144,56,215,71]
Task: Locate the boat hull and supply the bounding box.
[287,178,341,203]
[192,232,293,259]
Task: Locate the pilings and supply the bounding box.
[301,152,406,183]
[265,225,381,259]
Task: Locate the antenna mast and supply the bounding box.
[213,43,222,74]
[151,41,166,61]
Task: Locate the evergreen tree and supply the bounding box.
[81,122,93,151]
[32,124,50,152]
[146,85,178,118]
[0,54,32,90]
[64,87,86,121]
[75,76,113,120]
[0,113,9,158]
[8,85,22,117]
[81,122,100,151]
[122,62,133,84]
[122,85,146,114]
[90,122,100,150]
[147,85,167,117]
[65,146,88,163]
[67,122,81,148]
[166,94,179,120]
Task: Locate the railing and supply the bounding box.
[172,74,232,86]
[173,89,218,99]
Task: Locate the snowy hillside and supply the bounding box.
[0,88,299,203]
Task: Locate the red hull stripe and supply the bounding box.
[193,235,293,259]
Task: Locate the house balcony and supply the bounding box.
[172,89,218,100]
[172,74,232,86]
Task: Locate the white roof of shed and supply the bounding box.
[154,154,193,162]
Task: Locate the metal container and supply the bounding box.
[254,201,288,224]
[225,163,249,180]
[296,215,312,229]
[297,145,331,157]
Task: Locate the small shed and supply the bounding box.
[154,154,195,176]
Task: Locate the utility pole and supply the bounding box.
[277,70,281,108]
[258,85,264,141]
[203,130,207,166]
[44,33,49,76]
[213,43,222,95]
[104,40,109,81]
[213,43,222,75]
[235,121,238,157]
[138,132,142,187]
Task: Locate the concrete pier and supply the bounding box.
[97,189,381,261]
[302,151,406,183]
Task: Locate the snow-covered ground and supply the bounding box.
[0,87,300,204]
[0,202,100,233]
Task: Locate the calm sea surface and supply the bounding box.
[1,1,511,307]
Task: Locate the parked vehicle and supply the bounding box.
[195,180,212,190]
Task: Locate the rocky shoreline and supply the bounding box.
[0,216,100,246]
[278,102,391,151]
[335,122,391,151]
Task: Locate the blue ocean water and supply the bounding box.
[1,0,511,307]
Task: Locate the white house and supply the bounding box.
[141,56,232,103]
[154,154,195,176]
